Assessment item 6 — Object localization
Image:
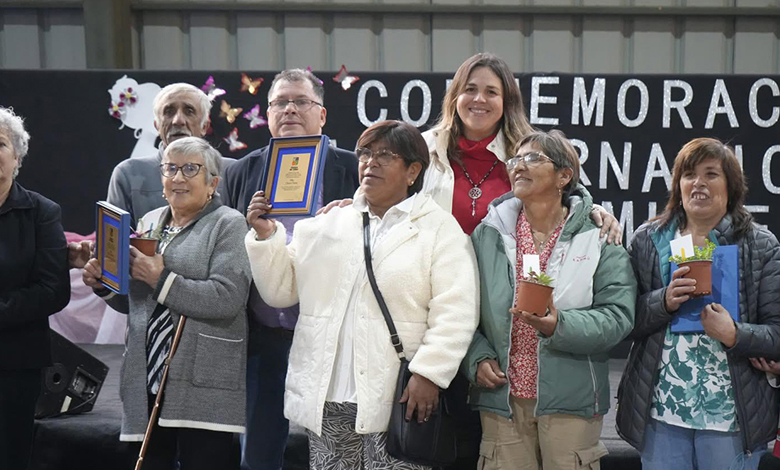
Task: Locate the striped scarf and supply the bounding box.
[146,303,173,394]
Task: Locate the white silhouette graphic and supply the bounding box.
[108,75,161,159]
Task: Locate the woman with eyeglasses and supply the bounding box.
[244,120,478,470]
[462,129,636,470]
[83,137,251,470]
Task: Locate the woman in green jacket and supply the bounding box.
[463,129,636,470]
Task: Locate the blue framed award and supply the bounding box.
[261,135,330,216]
[95,201,130,295]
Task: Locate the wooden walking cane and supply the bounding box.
[134,315,188,470]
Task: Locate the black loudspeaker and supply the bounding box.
[35,330,110,419]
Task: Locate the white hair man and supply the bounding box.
[107,82,233,226]
[69,83,234,267]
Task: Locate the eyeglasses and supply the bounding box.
[506,151,555,171]
[356,147,402,166]
[267,98,323,112]
[160,163,204,179]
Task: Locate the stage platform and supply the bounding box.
[30,344,640,470]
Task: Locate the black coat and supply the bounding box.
[0,182,70,370]
[616,215,780,453]
[220,144,360,213]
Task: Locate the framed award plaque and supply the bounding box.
[260,134,330,217]
[95,201,130,294]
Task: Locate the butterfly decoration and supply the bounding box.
[223,128,247,152]
[306,66,324,86]
[333,65,359,91]
[220,100,243,124]
[201,75,226,101]
[120,87,138,105]
[108,101,126,120]
[240,73,263,95]
[243,105,268,129]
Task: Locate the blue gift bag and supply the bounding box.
[669,245,739,334]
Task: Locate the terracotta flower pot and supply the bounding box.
[130,237,157,256]
[679,260,713,297]
[514,280,554,316]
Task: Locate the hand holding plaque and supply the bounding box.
[260,135,330,217]
[247,190,276,239]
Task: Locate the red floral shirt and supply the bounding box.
[509,209,565,399]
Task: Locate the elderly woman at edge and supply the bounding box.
[83,137,251,470]
[616,138,780,470]
[244,120,479,470]
[0,106,70,470]
[462,129,636,470]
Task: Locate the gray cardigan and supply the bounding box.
[103,197,251,441]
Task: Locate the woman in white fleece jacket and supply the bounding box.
[244,120,479,470]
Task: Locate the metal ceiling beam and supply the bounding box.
[128,2,780,17]
[0,1,81,8]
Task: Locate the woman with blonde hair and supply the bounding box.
[422,52,533,234]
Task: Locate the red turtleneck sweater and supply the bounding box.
[450,134,511,235]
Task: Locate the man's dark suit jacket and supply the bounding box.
[221,144,360,215]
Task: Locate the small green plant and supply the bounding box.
[669,240,716,264]
[525,268,554,287]
[131,220,156,239]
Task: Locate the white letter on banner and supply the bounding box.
[749,78,780,128]
[616,79,649,128]
[530,76,559,125]
[569,139,591,186]
[357,80,388,128]
[642,143,672,193]
[400,80,432,127]
[647,202,658,220]
[746,206,770,230]
[705,79,739,129]
[571,77,605,127]
[763,145,780,194]
[599,141,632,190]
[601,200,635,245]
[662,80,693,129]
[734,144,744,170]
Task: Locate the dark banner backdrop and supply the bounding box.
[1,70,778,240]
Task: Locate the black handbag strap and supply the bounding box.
[362,212,407,362]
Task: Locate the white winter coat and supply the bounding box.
[244,193,480,435]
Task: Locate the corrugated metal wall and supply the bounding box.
[0,7,86,69]
[0,1,778,73]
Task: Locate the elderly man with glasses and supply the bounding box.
[107,83,235,228]
[220,68,359,470]
[69,83,236,267]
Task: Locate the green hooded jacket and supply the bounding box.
[463,186,637,419]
